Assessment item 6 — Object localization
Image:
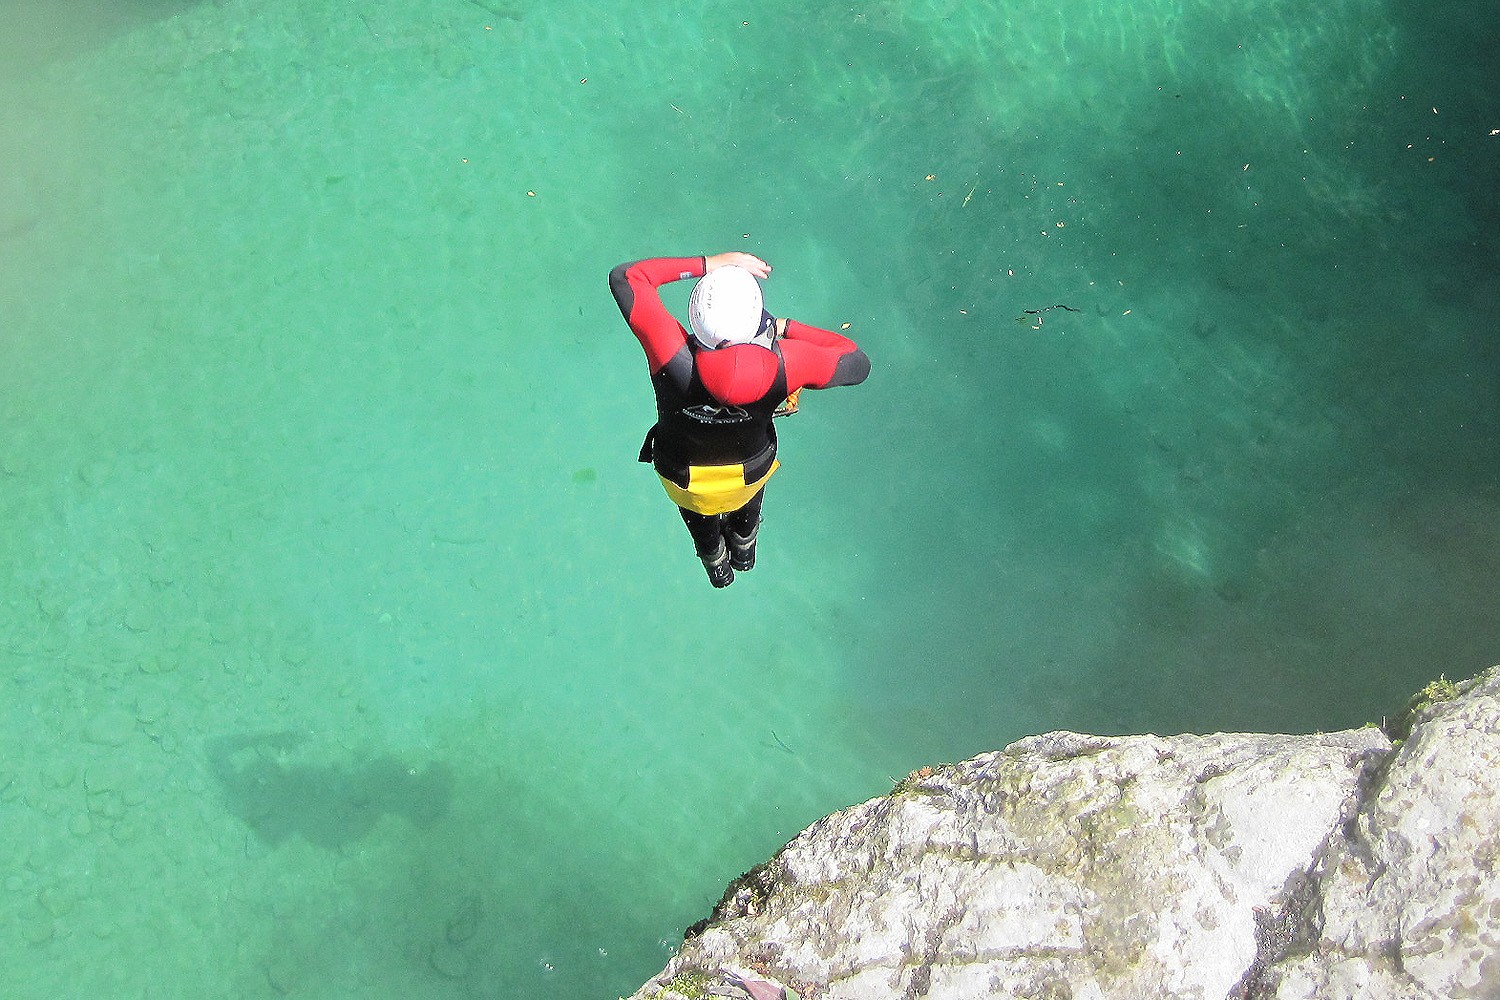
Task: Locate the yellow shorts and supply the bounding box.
[660,459,780,516]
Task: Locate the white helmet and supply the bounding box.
[688,265,769,349]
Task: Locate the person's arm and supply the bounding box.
[608,253,773,371]
[780,319,870,389]
[608,256,704,372]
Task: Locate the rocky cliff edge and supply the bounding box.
[627,665,1500,1000]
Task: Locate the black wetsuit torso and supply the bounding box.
[645,343,788,477]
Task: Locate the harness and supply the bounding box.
[638,339,788,515]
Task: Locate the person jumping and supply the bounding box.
[608,251,870,587]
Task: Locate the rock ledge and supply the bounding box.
[628,667,1500,1000]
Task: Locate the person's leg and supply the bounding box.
[723,488,764,572]
[679,508,733,588]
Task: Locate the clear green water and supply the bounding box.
[2,0,1496,996]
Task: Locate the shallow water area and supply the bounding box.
[1,0,1497,997]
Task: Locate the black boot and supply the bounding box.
[699,537,734,588]
[726,522,758,572]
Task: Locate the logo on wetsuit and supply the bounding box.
[680,403,753,424]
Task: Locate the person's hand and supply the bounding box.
[705,252,772,280]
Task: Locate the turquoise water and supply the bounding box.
[2,0,1496,996]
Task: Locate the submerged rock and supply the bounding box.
[629,667,1500,1000]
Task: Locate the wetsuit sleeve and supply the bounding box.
[780,319,871,390]
[608,256,705,373]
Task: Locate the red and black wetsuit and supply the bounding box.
[608,255,870,501]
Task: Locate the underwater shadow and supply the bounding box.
[780,1,1500,743]
[206,731,453,850]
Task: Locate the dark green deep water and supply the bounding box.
[2,0,1496,996]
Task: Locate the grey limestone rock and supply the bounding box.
[629,666,1500,1000]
